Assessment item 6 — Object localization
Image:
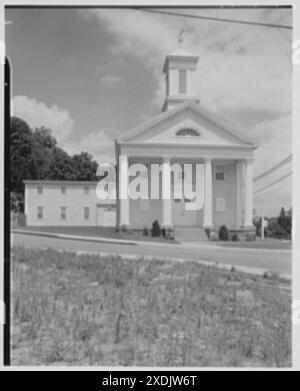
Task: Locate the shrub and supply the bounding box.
[284,215,292,235]
[268,221,288,239]
[166,228,175,241]
[245,233,255,241]
[151,220,161,237]
[204,228,211,239]
[278,207,288,231]
[161,227,166,238]
[218,225,229,241]
[209,231,219,241]
[142,227,149,236]
[231,233,239,242]
[263,270,280,281]
[253,217,261,236]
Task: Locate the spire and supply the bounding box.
[178,28,185,48]
[162,34,200,112]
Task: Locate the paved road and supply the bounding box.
[11,232,292,277]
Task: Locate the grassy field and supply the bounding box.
[11,246,292,367]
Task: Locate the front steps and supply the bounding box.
[175,227,208,242]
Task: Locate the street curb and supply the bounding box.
[12,229,181,248]
[11,229,138,246]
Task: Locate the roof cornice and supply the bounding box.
[116,100,258,148]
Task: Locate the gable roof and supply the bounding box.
[117,100,258,147]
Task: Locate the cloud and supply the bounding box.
[66,130,115,165]
[96,58,128,75]
[11,94,115,165]
[99,74,124,85]
[12,95,74,143]
[82,9,178,70]
[83,8,292,112]
[81,8,292,216]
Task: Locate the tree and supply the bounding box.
[10,116,100,212]
[268,221,288,239]
[70,152,98,181]
[266,207,292,239]
[278,207,287,230]
[31,127,57,179]
[10,117,34,194]
[285,207,292,235]
[48,148,77,180]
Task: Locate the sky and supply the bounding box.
[5,7,292,216]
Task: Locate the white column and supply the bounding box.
[235,160,243,228]
[119,155,130,227]
[244,158,254,227]
[203,158,213,228]
[162,157,172,227]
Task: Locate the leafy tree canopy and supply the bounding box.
[10,116,99,209]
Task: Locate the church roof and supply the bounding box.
[168,48,198,57]
[163,48,199,73]
[117,100,258,147]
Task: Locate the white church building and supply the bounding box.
[24,46,258,237]
[115,47,258,234]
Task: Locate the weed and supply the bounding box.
[11,246,291,367]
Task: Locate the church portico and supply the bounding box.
[116,44,258,237]
[117,152,255,232]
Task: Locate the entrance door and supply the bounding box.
[172,197,198,226]
[103,205,116,227]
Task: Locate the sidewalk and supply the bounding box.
[11,229,138,246]
[12,228,181,247]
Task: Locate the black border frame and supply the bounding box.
[3,3,293,368]
[4,57,11,366]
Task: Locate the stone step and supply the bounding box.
[175,227,208,242]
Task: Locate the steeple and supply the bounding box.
[162,36,200,112]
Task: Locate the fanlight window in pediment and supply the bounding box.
[175,127,200,137]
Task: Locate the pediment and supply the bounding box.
[118,101,257,148]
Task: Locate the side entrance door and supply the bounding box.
[96,204,116,227]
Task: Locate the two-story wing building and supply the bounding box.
[24,180,116,227]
